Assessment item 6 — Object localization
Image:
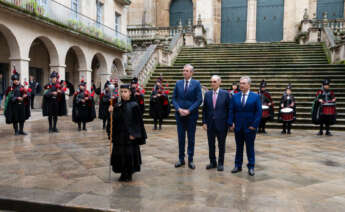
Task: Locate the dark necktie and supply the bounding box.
[241,93,246,107]
[184,80,189,94]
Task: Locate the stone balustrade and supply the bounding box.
[296,9,345,64]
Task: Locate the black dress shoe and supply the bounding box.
[281,130,286,134]
[231,167,242,173]
[206,163,217,170]
[19,131,27,135]
[118,174,125,182]
[49,128,53,133]
[326,131,333,136]
[317,131,323,136]
[287,130,291,134]
[175,161,185,168]
[53,128,59,133]
[217,165,224,172]
[188,162,196,170]
[248,168,255,176]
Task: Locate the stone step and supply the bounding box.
[156,64,345,68]
[142,118,345,130]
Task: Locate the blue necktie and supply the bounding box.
[241,93,246,107]
[184,80,189,94]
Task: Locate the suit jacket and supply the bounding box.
[202,89,230,132]
[172,78,202,120]
[228,91,262,133]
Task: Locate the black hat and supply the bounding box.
[120,84,131,89]
[104,81,111,89]
[286,83,292,90]
[50,71,59,79]
[323,79,330,85]
[11,69,20,81]
[131,77,138,84]
[260,80,267,88]
[79,78,86,87]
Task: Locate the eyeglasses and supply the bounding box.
[211,81,217,83]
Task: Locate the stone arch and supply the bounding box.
[29,36,59,66]
[111,57,125,77]
[91,52,108,87]
[0,24,21,59]
[28,36,59,86]
[65,46,87,89]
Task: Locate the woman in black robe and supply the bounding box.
[4,70,30,135]
[149,78,170,130]
[72,80,96,131]
[109,84,147,182]
[42,71,67,133]
[278,84,296,134]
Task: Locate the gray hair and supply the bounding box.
[240,76,251,84]
[184,64,194,72]
[211,75,221,82]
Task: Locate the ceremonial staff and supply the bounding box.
[108,82,116,182]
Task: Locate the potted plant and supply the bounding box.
[25,0,36,13]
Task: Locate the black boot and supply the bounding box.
[281,123,286,134]
[287,123,291,134]
[317,124,323,136]
[53,116,58,133]
[78,122,81,131]
[159,119,162,130]
[48,116,53,133]
[325,124,332,136]
[82,122,87,131]
[103,119,106,130]
[13,123,19,136]
[19,122,27,135]
[118,173,126,182]
[153,119,157,130]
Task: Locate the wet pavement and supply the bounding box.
[0,113,345,212]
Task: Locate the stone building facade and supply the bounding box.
[0,0,131,92]
[128,0,345,44]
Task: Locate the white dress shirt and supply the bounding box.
[241,90,250,105]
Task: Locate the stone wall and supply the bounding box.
[127,0,345,43]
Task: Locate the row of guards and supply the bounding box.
[227,79,336,135]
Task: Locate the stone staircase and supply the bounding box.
[143,42,345,130]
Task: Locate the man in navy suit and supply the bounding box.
[228,76,262,176]
[172,64,202,169]
[202,75,230,171]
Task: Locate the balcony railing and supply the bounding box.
[0,0,131,51]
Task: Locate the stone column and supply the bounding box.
[99,72,111,91]
[246,0,257,43]
[50,65,66,81]
[79,69,92,91]
[9,57,30,84]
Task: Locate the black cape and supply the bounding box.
[4,85,31,124]
[72,90,96,123]
[42,83,67,116]
[149,90,170,119]
[110,100,147,174]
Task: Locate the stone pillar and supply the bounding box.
[9,57,30,84]
[99,73,111,91]
[79,69,92,91]
[246,0,257,43]
[50,65,66,81]
[309,0,317,19]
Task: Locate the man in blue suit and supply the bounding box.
[228,76,262,176]
[172,64,202,169]
[202,75,230,171]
